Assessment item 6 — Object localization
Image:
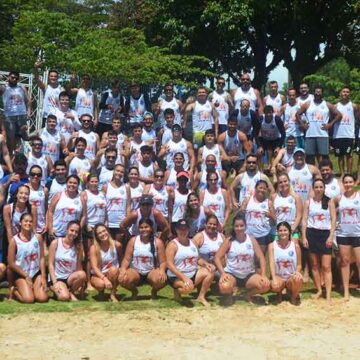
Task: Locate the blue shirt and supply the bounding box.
[0,175,29,203]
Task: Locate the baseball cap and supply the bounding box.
[172,124,182,132]
[140,145,153,153]
[176,171,190,179]
[293,148,305,155]
[175,219,189,229]
[140,194,154,206]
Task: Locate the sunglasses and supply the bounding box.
[217,82,225,85]
[30,172,42,177]
[155,175,164,179]
[247,161,257,164]
[106,156,116,159]
[82,119,92,123]
[32,143,42,147]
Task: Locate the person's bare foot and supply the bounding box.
[130,288,138,300]
[173,289,182,302]
[86,282,95,292]
[311,291,322,300]
[70,292,79,301]
[151,289,158,300]
[8,286,14,300]
[274,293,282,304]
[245,293,256,304]
[110,293,118,303]
[196,296,210,307]
[290,296,301,306]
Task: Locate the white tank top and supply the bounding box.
[68,156,91,178]
[224,235,255,279]
[273,240,297,280]
[141,128,157,143]
[234,87,257,111]
[192,101,213,133]
[14,233,40,278]
[201,144,222,171]
[98,166,114,190]
[78,130,97,160]
[54,238,77,279]
[334,102,355,139]
[202,188,226,224]
[237,110,253,136]
[48,178,67,205]
[106,183,127,228]
[166,168,177,189]
[224,131,244,160]
[265,93,283,114]
[41,128,61,163]
[52,108,81,144]
[166,138,189,170]
[259,115,280,140]
[188,206,207,239]
[172,189,190,222]
[305,100,329,138]
[325,178,341,199]
[98,246,119,274]
[43,84,62,117]
[281,148,296,168]
[239,171,261,204]
[158,97,182,126]
[337,192,360,237]
[99,91,121,124]
[307,198,331,230]
[283,102,303,137]
[9,203,29,235]
[130,183,144,211]
[130,209,156,236]
[288,165,313,203]
[53,192,83,237]
[138,161,155,179]
[75,88,94,117]
[29,187,46,233]
[99,153,122,169]
[210,91,230,125]
[199,231,223,263]
[129,139,146,165]
[148,184,169,217]
[27,153,49,186]
[131,235,157,275]
[245,196,271,238]
[199,169,222,190]
[274,193,296,226]
[2,85,27,116]
[297,94,313,122]
[129,95,146,124]
[161,125,173,146]
[167,239,198,278]
[85,190,106,226]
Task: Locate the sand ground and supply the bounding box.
[1,297,360,360]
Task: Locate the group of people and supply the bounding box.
[0,64,359,306]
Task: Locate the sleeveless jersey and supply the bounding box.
[43,84,62,118]
[85,190,106,226]
[239,171,261,204]
[288,165,312,203]
[54,238,77,279]
[78,130,97,160]
[202,188,226,224]
[224,235,255,279]
[265,93,283,114]
[334,102,355,139]
[2,84,27,116]
[192,101,213,133]
[172,189,190,222]
[224,131,244,160]
[130,183,144,211]
[138,161,155,179]
[305,100,329,138]
[161,125,173,146]
[307,198,331,230]
[158,97,182,126]
[98,246,119,274]
[245,196,271,238]
[130,208,156,236]
[142,128,157,144]
[237,110,253,136]
[167,239,198,278]
[106,183,127,228]
[210,91,230,125]
[68,156,91,179]
[98,166,114,190]
[281,148,296,169]
[129,95,146,124]
[52,108,80,144]
[129,139,145,165]
[199,231,223,263]
[53,192,83,237]
[297,94,313,123]
[337,192,360,237]
[234,87,257,112]
[131,235,157,275]
[48,178,67,205]
[325,178,341,199]
[274,193,296,226]
[166,168,178,189]
[41,128,61,163]
[99,91,121,124]
[188,206,207,239]
[166,139,189,170]
[148,184,169,217]
[75,88,94,117]
[273,240,297,280]
[14,233,40,278]
[259,115,280,140]
[29,186,46,233]
[199,169,222,190]
[201,144,222,171]
[283,102,303,137]
[9,203,28,235]
[27,153,49,186]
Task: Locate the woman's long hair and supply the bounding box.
[139,218,157,268]
[93,223,116,267]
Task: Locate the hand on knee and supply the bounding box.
[219,283,233,295]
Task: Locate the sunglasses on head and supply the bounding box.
[30,172,42,177]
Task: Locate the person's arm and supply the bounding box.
[8,238,27,278]
[1,136,13,172]
[252,237,267,277]
[254,89,264,116]
[296,103,310,130]
[292,194,303,232]
[214,237,231,280]
[275,116,286,146]
[64,152,76,168]
[23,86,32,118]
[3,205,14,242]
[301,200,310,249]
[192,172,201,191]
[266,199,277,224]
[154,209,170,242]
[89,244,106,279]
[268,242,276,280]
[186,141,196,173]
[327,199,336,248]
[192,232,204,249]
[33,61,46,92]
[239,196,249,214]
[308,164,321,179]
[118,237,135,280]
[48,240,59,286]
[230,174,242,208]
[46,156,54,177]
[270,148,285,176]
[119,212,137,242]
[31,205,38,234]
[155,238,167,277]
[165,241,191,282]
[324,103,342,129]
[240,131,252,157]
[218,144,229,162]
[260,174,275,195]
[93,148,105,169]
[212,104,219,138]
[182,103,194,129]
[46,193,60,238]
[80,196,87,230]
[126,185,131,216]
[67,73,79,96]
[197,147,203,170]
[60,134,69,157]
[168,188,174,225]
[222,189,231,229]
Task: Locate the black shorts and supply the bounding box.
[259,137,283,151]
[333,138,353,156]
[306,228,332,255]
[255,234,273,246]
[108,228,121,239]
[14,270,41,282]
[221,159,244,174]
[49,277,69,286]
[167,274,196,288]
[336,236,360,248]
[227,272,255,288]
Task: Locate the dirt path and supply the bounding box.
[1,297,360,360]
